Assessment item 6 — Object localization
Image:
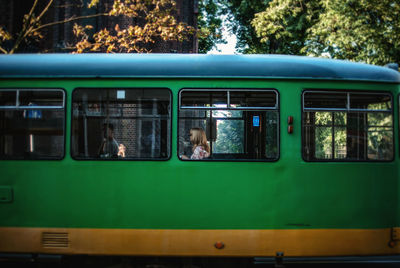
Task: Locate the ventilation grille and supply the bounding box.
[42,232,69,248]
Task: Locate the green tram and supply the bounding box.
[0,54,399,265]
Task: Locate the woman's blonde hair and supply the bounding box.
[190,128,210,153]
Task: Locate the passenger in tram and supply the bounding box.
[118,144,126,158]
[98,123,125,158]
[181,127,210,160]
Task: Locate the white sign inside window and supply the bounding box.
[117,90,125,99]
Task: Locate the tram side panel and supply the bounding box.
[0,78,400,257]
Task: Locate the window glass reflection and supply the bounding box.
[179,89,279,161]
[302,91,393,161]
[0,89,64,160]
[71,88,171,160]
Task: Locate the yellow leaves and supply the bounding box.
[107,44,115,53]
[74,39,91,54]
[73,0,195,53]
[73,24,85,37]
[88,0,99,8]
[91,43,102,51]
[0,27,12,42]
[111,0,142,17]
[23,14,38,27]
[134,26,144,36]
[31,30,44,39]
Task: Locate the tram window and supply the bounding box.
[71,88,171,160]
[19,91,64,107]
[180,91,227,108]
[0,89,65,160]
[178,89,279,161]
[302,91,393,161]
[303,92,347,109]
[230,91,279,108]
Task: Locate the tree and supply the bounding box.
[214,116,244,154]
[206,0,315,54]
[196,0,272,54]
[252,0,400,65]
[197,0,226,53]
[0,0,107,54]
[252,0,321,55]
[304,0,400,65]
[222,0,272,54]
[0,0,195,54]
[75,0,194,53]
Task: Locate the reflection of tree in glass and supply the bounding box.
[315,127,330,158]
[313,108,392,160]
[367,101,391,111]
[314,112,332,159]
[367,111,392,159]
[333,112,347,159]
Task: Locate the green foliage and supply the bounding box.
[305,0,400,65]
[197,0,226,53]
[252,0,400,64]
[213,111,244,153]
[200,0,316,54]
[223,0,272,54]
[214,119,244,153]
[313,112,347,159]
[252,0,321,55]
[312,110,392,160]
[366,112,393,159]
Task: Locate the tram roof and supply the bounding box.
[0,54,399,83]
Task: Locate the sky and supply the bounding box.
[208,33,237,54]
[207,17,238,55]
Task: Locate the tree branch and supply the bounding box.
[8,0,106,54]
[37,0,54,21]
[32,13,108,32]
[26,0,40,22]
[0,46,8,54]
[10,0,39,54]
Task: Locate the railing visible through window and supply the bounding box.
[302,90,393,161]
[0,89,65,160]
[178,89,279,161]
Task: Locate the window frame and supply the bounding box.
[301,89,394,162]
[179,88,279,110]
[0,88,66,161]
[70,87,172,161]
[178,88,280,162]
